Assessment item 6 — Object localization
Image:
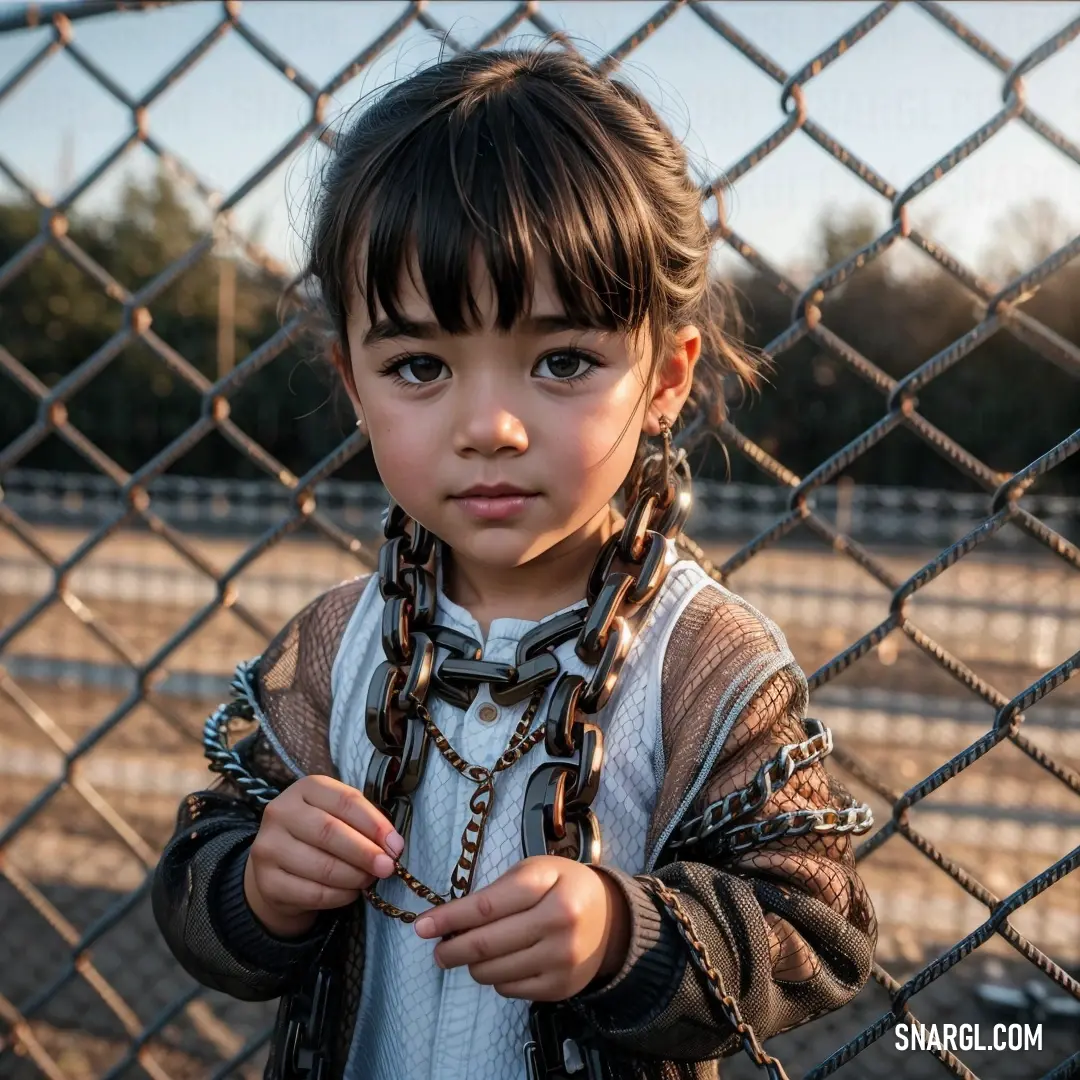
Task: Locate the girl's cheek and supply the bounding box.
[372,430,433,478]
[576,387,645,463]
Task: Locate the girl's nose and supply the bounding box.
[453,394,529,457]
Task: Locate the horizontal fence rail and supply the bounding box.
[1,2,1079,1080]
[3,469,1080,547]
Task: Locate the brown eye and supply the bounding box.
[534,350,595,381]
[397,355,448,384]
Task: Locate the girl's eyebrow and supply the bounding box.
[362,313,585,346]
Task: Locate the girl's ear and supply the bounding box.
[643,325,701,435]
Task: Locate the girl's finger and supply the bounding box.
[462,938,551,988]
[257,866,360,913]
[285,805,396,877]
[492,972,559,1001]
[300,777,401,854]
[434,908,544,971]
[415,861,552,940]
[273,835,385,890]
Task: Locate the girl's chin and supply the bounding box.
[449,534,539,565]
[440,526,563,569]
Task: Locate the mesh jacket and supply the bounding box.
[151,562,877,1080]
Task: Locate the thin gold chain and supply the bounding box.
[362,685,547,922]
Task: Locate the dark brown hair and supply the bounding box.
[292,46,760,493]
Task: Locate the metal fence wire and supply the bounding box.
[1,1,1079,1079]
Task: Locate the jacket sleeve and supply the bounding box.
[570,588,877,1060]
[150,725,334,1002]
[152,578,371,997]
[151,577,370,1002]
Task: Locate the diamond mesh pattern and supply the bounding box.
[257,575,371,779]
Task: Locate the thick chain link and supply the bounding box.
[666,717,873,859]
[638,876,792,1080]
[668,718,834,850]
[716,802,875,857]
[520,438,692,873]
[360,513,597,918]
[203,658,282,807]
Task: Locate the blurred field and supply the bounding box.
[2,525,1078,1078]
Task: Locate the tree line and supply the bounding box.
[1,171,1077,493]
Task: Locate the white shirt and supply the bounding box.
[330,560,717,1080]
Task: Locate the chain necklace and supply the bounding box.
[363,687,548,919]
[360,423,692,923]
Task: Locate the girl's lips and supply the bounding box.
[451,493,538,521]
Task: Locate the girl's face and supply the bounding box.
[346,255,698,572]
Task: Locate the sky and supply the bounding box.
[1,0,1078,283]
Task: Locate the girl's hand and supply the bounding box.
[244,775,404,938]
[413,856,630,1001]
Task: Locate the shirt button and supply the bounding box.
[477,703,498,723]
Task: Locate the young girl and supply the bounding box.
[153,47,876,1080]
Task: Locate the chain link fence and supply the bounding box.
[1,2,1078,1078]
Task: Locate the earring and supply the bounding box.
[356,418,366,434]
[636,416,670,502]
[651,414,689,516]
[657,415,671,478]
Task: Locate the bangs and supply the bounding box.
[350,77,658,337]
